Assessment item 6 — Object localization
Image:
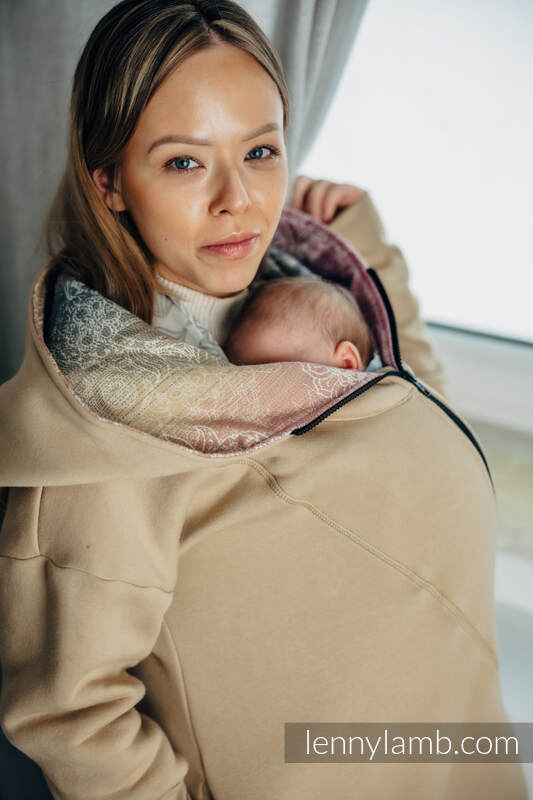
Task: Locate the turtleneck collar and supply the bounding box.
[154,272,250,347]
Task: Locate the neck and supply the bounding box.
[156,270,242,299]
[153,272,250,346]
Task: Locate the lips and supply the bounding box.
[200,232,260,261]
[204,231,259,247]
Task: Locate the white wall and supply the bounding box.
[301,0,533,343]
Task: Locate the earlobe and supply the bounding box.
[91,166,127,212]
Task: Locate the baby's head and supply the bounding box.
[224,275,375,370]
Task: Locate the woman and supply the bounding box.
[0,1,526,798]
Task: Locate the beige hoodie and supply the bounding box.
[0,196,527,799]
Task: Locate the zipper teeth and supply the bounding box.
[293,267,493,488]
[401,371,494,489]
[292,369,494,490]
[291,372,394,435]
[362,269,492,488]
[366,267,404,371]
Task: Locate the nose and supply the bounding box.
[208,163,251,216]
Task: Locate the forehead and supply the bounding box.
[133,43,283,145]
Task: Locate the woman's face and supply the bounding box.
[93,43,289,297]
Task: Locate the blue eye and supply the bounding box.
[164,144,280,174]
[246,145,279,160]
[166,156,200,172]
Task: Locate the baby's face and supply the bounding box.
[226,319,364,370]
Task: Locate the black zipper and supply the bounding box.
[292,366,494,491]
[291,268,494,492]
[390,369,493,490]
[291,370,397,435]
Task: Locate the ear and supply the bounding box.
[333,340,363,371]
[91,166,127,212]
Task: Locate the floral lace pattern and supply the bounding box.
[38,208,399,457]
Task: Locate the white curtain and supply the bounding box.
[0,0,369,383]
[240,0,369,181]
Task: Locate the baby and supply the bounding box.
[224,275,375,371]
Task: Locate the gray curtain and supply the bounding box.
[0,0,369,384]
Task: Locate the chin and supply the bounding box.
[211,266,258,296]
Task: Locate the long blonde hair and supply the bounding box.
[42,0,291,323]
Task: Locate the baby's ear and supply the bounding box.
[334,340,363,371]
[91,166,127,212]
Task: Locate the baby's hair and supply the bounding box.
[40,0,291,325]
[225,275,376,368]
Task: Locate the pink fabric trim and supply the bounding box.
[273,207,399,370]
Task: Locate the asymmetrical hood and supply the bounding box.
[0,208,402,489]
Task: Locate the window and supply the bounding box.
[301,0,533,343]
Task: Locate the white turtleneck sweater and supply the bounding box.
[152,273,250,349]
[150,262,383,370]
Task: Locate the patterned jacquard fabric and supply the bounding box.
[149,245,321,360]
[150,291,230,360]
[40,208,397,457]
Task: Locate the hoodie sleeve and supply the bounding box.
[0,486,192,800]
[328,191,448,397]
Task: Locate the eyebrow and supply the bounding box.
[146,122,281,155]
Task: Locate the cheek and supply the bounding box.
[125,179,196,246]
[255,170,288,219]
[270,166,289,209]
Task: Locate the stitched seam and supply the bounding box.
[34,485,172,591]
[0,553,173,593]
[235,457,498,669]
[161,618,210,792]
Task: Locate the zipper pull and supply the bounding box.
[401,369,434,398]
[399,369,494,491]
[412,376,433,398]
